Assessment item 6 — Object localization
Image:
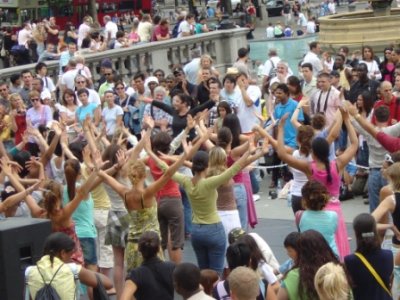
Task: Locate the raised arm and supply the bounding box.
[0,181,40,213]
[41,122,62,166]
[346,101,379,138]
[326,110,343,145]
[291,98,309,130]
[276,114,310,176]
[336,108,358,172]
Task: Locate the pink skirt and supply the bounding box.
[242,171,258,228]
[325,199,350,261]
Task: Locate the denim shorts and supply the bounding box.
[79,237,98,265]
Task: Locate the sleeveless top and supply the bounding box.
[310,160,340,198]
[392,193,400,245]
[125,194,160,243]
[56,222,84,265]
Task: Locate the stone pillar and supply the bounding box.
[258,3,269,26]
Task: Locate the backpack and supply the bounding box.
[25,263,80,300]
[268,59,277,79]
[33,264,63,300]
[172,21,182,38]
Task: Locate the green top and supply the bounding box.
[282,268,310,300]
[173,163,242,224]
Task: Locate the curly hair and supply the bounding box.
[297,125,314,157]
[301,180,330,211]
[294,230,339,300]
[311,113,326,130]
[128,160,146,186]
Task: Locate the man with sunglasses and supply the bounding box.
[98,67,115,101]
[60,58,89,93]
[170,67,197,99]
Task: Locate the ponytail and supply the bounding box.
[323,159,332,184]
[64,159,81,201]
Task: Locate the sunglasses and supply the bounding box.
[31,98,40,102]
[115,87,125,90]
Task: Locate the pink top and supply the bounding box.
[310,160,340,198]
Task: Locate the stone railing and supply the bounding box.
[0,28,249,82]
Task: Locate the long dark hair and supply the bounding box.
[357,91,374,117]
[294,230,339,300]
[64,159,81,201]
[237,234,266,271]
[222,114,242,149]
[312,137,332,184]
[353,213,381,255]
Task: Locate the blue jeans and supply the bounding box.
[250,169,260,194]
[191,222,226,275]
[368,168,387,212]
[234,184,248,230]
[180,187,192,235]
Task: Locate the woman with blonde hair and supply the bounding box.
[207,146,242,245]
[199,54,220,78]
[314,262,351,300]
[9,93,27,145]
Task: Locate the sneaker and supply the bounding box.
[253,194,260,202]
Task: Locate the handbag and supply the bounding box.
[92,273,110,300]
[355,252,392,297]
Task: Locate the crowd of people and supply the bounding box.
[0,9,400,299]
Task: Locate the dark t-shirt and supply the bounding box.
[283,3,291,14]
[127,258,175,300]
[344,250,393,300]
[46,25,60,45]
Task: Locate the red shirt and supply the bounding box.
[371,95,400,125]
[46,25,60,45]
[152,25,169,42]
[376,131,400,153]
[147,156,181,200]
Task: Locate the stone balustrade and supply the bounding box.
[0,28,249,83]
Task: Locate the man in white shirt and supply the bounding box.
[60,58,88,92]
[269,61,291,86]
[310,72,342,127]
[18,22,32,48]
[306,16,316,34]
[301,63,317,98]
[77,16,92,48]
[178,14,194,38]
[236,72,262,133]
[262,48,281,89]
[266,23,274,38]
[103,15,118,47]
[303,41,323,76]
[183,48,201,85]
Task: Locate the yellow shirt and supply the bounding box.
[0,115,11,141]
[81,163,111,209]
[27,256,82,300]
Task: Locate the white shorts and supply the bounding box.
[94,208,114,268]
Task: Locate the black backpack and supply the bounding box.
[172,21,182,38]
[34,264,63,300]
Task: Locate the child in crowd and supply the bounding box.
[278,232,300,275]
